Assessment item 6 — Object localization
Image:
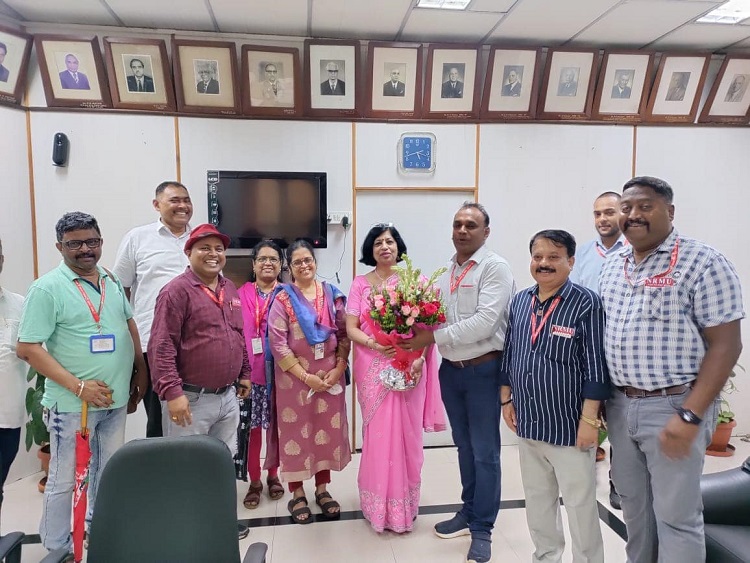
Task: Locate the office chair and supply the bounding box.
[702,456,750,562]
[0,532,24,563]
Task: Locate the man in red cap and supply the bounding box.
[148,223,251,452]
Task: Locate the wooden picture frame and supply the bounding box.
[241,44,302,118]
[644,53,710,124]
[0,25,32,106]
[480,47,542,120]
[592,51,654,123]
[698,55,750,125]
[172,38,240,116]
[103,37,175,112]
[424,44,480,119]
[538,48,599,120]
[365,42,423,119]
[305,39,360,118]
[34,34,112,109]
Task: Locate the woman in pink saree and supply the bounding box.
[346,224,446,533]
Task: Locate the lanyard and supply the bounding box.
[200,284,225,308]
[254,282,276,333]
[74,278,106,332]
[530,295,561,346]
[450,261,476,293]
[623,238,679,288]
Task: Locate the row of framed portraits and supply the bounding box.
[1,25,749,125]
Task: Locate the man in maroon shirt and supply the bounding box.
[148,224,251,453]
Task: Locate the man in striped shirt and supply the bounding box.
[501,229,610,563]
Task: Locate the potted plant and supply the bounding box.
[25,367,51,492]
[706,364,743,457]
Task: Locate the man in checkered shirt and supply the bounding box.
[599,176,744,563]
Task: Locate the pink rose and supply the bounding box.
[401,305,411,316]
[410,308,419,318]
[374,296,384,309]
[390,296,398,306]
[406,317,415,326]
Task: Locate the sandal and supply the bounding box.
[288,495,313,524]
[315,491,341,520]
[267,476,284,500]
[243,481,263,509]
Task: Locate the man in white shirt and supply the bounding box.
[404,202,515,563]
[0,238,28,525]
[113,182,193,438]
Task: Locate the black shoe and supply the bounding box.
[238,523,250,539]
[609,482,621,510]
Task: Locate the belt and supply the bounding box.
[618,383,692,399]
[182,383,234,395]
[445,350,502,369]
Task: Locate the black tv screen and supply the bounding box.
[208,170,327,249]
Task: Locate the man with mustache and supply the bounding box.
[16,212,147,555]
[501,230,609,563]
[403,202,515,563]
[599,176,744,563]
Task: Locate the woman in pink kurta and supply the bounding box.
[266,240,351,524]
[346,225,446,533]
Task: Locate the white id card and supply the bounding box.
[313,342,324,360]
[90,334,116,353]
[251,337,263,355]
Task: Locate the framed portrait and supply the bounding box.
[305,39,360,118]
[699,55,750,125]
[592,51,654,122]
[538,49,599,120]
[34,34,112,109]
[365,42,423,119]
[424,44,480,119]
[644,53,710,123]
[241,45,301,118]
[172,39,240,115]
[480,47,542,120]
[0,25,32,106]
[103,37,175,112]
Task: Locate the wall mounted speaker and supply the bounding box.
[52,133,69,167]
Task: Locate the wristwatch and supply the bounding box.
[677,407,702,425]
[580,414,603,429]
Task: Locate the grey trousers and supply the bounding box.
[607,388,717,563]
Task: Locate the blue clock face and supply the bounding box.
[402,136,434,170]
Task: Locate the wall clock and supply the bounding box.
[397,132,436,174]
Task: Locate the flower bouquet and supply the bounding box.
[366,255,447,391]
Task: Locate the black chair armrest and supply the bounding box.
[242,542,268,563]
[702,457,750,526]
[0,532,25,563]
[39,546,71,563]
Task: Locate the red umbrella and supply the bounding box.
[72,401,90,563]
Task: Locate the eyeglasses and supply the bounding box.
[62,238,102,250]
[255,256,280,264]
[290,257,315,268]
[373,222,394,229]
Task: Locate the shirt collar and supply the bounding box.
[619,228,677,259]
[596,233,628,252]
[156,219,192,239]
[57,261,109,282]
[450,244,489,267]
[527,278,574,301]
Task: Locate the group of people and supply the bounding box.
[0,176,744,563]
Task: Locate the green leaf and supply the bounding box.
[25,421,33,451]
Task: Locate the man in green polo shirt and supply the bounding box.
[17,212,147,555]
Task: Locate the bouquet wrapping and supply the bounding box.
[367,255,447,391]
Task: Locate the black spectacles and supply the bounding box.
[62,238,102,250]
[373,222,394,229]
[255,256,280,264]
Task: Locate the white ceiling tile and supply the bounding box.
[488,0,622,44]
[211,0,308,36]
[312,0,412,40]
[401,8,503,42]
[5,0,118,26]
[106,0,215,31]
[468,0,516,12]
[571,1,721,48]
[651,22,750,49]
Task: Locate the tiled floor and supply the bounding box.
[3,439,748,562]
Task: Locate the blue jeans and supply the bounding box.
[439,357,502,535]
[607,388,717,563]
[41,405,126,551]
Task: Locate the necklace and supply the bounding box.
[373,269,393,284]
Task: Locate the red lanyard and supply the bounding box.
[623,238,679,288]
[201,285,225,308]
[530,295,561,346]
[254,282,276,333]
[450,261,476,293]
[74,278,106,330]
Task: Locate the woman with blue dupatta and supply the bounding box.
[265,240,351,524]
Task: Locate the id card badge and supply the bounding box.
[251,337,263,355]
[90,334,116,353]
[314,342,325,360]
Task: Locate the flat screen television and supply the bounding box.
[207,170,327,249]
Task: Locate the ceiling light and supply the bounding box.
[697,0,750,24]
[417,0,472,10]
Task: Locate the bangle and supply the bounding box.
[500,398,512,406]
[75,380,85,398]
[301,372,309,383]
[580,414,602,429]
[366,338,374,350]
[336,357,347,365]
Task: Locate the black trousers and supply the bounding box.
[0,427,21,506]
[142,353,163,438]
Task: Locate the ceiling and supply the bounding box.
[2,0,750,54]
